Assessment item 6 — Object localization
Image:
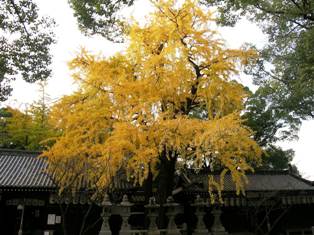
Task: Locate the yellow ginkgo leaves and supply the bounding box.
[43,0,261,199]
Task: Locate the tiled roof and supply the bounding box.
[0,149,313,193]
[0,149,55,189]
[186,171,314,192]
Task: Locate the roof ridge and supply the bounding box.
[0,148,42,155]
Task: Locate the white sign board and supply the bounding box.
[55,215,61,224]
[47,214,56,225]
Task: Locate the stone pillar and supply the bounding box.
[99,194,112,235]
[17,204,25,235]
[210,208,228,235]
[165,196,180,235]
[119,194,133,235]
[192,195,208,235]
[145,196,160,235]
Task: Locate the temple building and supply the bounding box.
[0,149,314,235]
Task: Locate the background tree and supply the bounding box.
[44,0,261,206]
[258,145,298,173]
[243,89,299,172]
[0,83,57,150]
[68,0,134,42]
[0,0,55,101]
[0,106,33,149]
[202,0,314,132]
[26,81,57,150]
[198,0,313,173]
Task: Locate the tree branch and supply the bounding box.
[8,0,31,37]
[290,0,304,12]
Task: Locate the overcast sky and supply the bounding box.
[4,0,314,180]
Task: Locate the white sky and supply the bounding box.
[4,0,314,180]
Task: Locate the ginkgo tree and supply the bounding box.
[43,0,261,203]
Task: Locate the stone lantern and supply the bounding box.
[145,196,160,235]
[99,193,112,235]
[119,194,133,235]
[192,195,208,235]
[164,196,181,235]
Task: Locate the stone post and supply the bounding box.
[165,196,181,235]
[17,204,25,235]
[119,194,133,235]
[99,194,112,235]
[192,195,208,235]
[145,196,160,235]
[210,207,228,235]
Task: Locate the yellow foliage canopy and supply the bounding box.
[43,0,261,196]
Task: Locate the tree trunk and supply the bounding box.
[79,204,93,235]
[156,151,177,229]
[59,203,68,235]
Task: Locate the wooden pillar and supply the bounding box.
[99,194,112,235]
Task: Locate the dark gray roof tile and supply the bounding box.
[187,171,314,192]
[0,149,55,189]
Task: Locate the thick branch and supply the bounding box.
[9,0,31,37]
